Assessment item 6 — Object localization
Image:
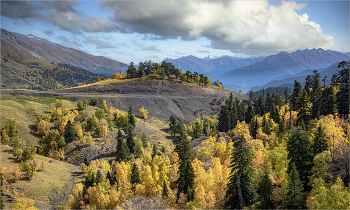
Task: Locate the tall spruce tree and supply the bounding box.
[128,107,136,128]
[296,89,312,125]
[270,105,279,123]
[287,128,313,190]
[245,105,255,124]
[225,135,257,209]
[152,144,157,159]
[125,124,135,153]
[162,179,169,197]
[310,70,322,118]
[116,130,129,162]
[64,120,76,143]
[291,80,302,110]
[218,107,231,132]
[169,115,177,132]
[257,171,276,209]
[283,162,307,209]
[264,92,273,114]
[231,102,239,129]
[251,117,259,139]
[312,125,328,155]
[175,124,195,200]
[131,162,141,191]
[278,120,286,135]
[239,101,246,122]
[336,61,349,118]
[320,86,337,116]
[256,95,265,116]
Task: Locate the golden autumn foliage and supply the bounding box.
[36,120,50,136]
[1,128,10,144]
[139,107,149,119]
[10,188,38,209]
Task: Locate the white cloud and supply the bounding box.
[132,39,161,51]
[86,36,116,49]
[101,0,333,55]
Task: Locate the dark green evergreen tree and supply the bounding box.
[116,130,130,162]
[257,171,276,209]
[202,117,210,137]
[300,119,306,130]
[152,144,157,159]
[131,162,141,191]
[310,70,322,118]
[296,89,312,125]
[162,179,169,198]
[304,75,312,95]
[64,120,76,142]
[251,117,259,139]
[264,92,273,114]
[106,171,112,185]
[283,162,307,209]
[255,94,265,116]
[245,105,255,124]
[169,115,177,133]
[291,80,302,110]
[278,120,286,135]
[96,170,103,184]
[141,133,148,148]
[125,124,135,153]
[230,102,239,129]
[336,61,349,118]
[83,185,89,196]
[239,101,246,122]
[84,157,90,166]
[128,107,136,128]
[1,173,4,209]
[127,62,137,78]
[175,124,195,200]
[225,135,257,209]
[218,107,231,132]
[312,125,328,155]
[161,145,166,153]
[270,105,279,123]
[320,86,337,116]
[287,128,313,190]
[85,171,95,189]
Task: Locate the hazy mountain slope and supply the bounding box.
[249,62,343,91]
[0,49,107,90]
[220,48,349,88]
[164,55,265,76]
[0,28,128,76]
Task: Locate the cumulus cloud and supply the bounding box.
[132,39,161,51]
[101,0,333,55]
[57,36,83,48]
[1,1,120,33]
[44,29,54,36]
[86,36,116,49]
[196,49,210,53]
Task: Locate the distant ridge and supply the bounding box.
[220,48,349,88]
[164,55,265,76]
[0,28,128,76]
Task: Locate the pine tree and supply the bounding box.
[128,107,136,128]
[245,105,255,124]
[64,120,76,142]
[304,75,312,95]
[287,129,313,190]
[141,133,148,148]
[310,70,322,118]
[278,120,286,135]
[257,171,276,209]
[283,162,307,209]
[152,144,157,159]
[230,102,239,129]
[264,93,273,114]
[251,117,259,139]
[320,86,337,116]
[296,89,312,125]
[225,135,257,209]
[162,179,169,198]
[83,185,89,196]
[169,115,177,132]
[116,130,129,162]
[175,125,195,200]
[256,95,265,116]
[312,125,328,155]
[96,170,103,184]
[125,124,135,153]
[291,80,302,110]
[239,101,246,122]
[270,105,279,123]
[202,117,210,137]
[106,171,112,185]
[131,162,141,191]
[84,157,90,166]
[218,107,231,132]
[336,61,349,118]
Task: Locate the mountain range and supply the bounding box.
[164,55,266,76]
[220,48,349,89]
[0,29,128,76]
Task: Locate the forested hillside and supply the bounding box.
[0,61,349,209]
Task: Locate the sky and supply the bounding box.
[1,0,349,64]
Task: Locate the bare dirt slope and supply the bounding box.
[1,80,249,123]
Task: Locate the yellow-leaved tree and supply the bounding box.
[139,107,149,119]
